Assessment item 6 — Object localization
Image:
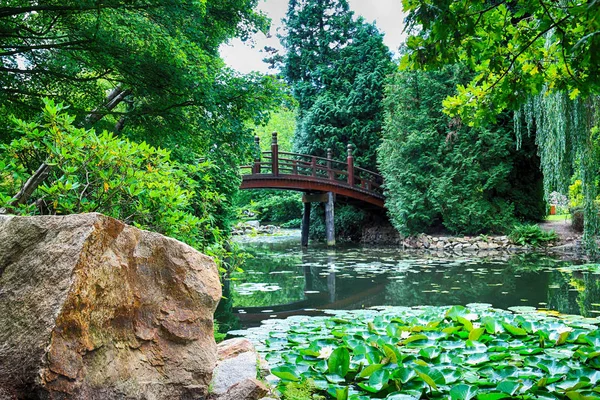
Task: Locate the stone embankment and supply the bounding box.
[232,220,280,236]
[362,225,581,254]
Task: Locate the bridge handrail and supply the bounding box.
[240,132,383,198]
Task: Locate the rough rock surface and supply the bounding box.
[211,338,259,395]
[0,213,221,399]
[216,378,268,400]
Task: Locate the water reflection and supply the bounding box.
[223,234,600,328]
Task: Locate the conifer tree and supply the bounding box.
[278,0,394,168]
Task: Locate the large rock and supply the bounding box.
[211,338,259,396]
[0,213,221,399]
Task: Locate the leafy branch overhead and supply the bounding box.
[401,0,600,122]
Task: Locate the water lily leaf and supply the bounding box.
[328,347,350,378]
[584,330,600,347]
[565,391,600,400]
[358,363,383,379]
[419,347,441,360]
[482,317,504,334]
[489,353,511,362]
[469,328,486,341]
[415,366,445,390]
[556,330,571,346]
[476,392,509,400]
[326,374,347,384]
[402,334,428,345]
[458,316,474,332]
[443,326,463,335]
[537,359,571,375]
[385,394,420,400]
[450,384,479,400]
[335,386,349,400]
[464,353,490,366]
[393,367,416,383]
[497,381,521,396]
[271,365,300,381]
[382,343,400,363]
[446,305,468,321]
[502,322,527,336]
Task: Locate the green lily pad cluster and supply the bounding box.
[234,305,600,400]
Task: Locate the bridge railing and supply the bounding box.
[240,132,384,197]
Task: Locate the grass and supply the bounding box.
[546,213,571,221]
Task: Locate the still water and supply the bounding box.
[224,231,600,329]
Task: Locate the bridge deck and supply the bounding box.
[240,133,385,208]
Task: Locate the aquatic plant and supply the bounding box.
[235,305,600,399]
[509,224,558,247]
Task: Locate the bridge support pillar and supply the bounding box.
[325,192,335,246]
[301,202,311,247]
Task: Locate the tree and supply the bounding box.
[278,0,394,169]
[401,0,600,251]
[378,66,545,235]
[1,0,288,238]
[0,0,270,137]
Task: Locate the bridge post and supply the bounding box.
[253,136,261,174]
[301,202,310,247]
[271,132,279,176]
[347,144,354,186]
[327,148,333,180]
[325,192,335,246]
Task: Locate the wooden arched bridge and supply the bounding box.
[240,132,385,246]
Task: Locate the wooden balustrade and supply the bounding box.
[240,132,384,199]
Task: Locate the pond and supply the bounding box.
[222,231,600,331]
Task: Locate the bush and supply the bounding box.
[509,224,558,247]
[572,206,584,232]
[281,218,302,228]
[0,99,221,250]
[235,189,302,224]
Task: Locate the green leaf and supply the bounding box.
[497,381,521,396]
[476,393,510,400]
[271,366,300,381]
[358,364,383,379]
[328,347,350,378]
[451,384,479,400]
[501,322,527,336]
[469,328,485,341]
[414,366,445,390]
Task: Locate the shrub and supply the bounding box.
[235,189,302,224]
[572,206,585,232]
[281,218,302,228]
[0,99,220,250]
[509,224,558,247]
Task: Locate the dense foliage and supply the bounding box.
[238,305,600,399]
[508,224,559,247]
[378,67,545,235]
[1,0,289,253]
[276,0,394,169]
[0,100,222,249]
[401,0,600,252]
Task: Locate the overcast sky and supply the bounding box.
[220,0,406,74]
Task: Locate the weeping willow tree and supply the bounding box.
[400,0,600,255]
[514,94,600,251]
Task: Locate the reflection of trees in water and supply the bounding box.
[229,252,306,308]
[547,270,600,317]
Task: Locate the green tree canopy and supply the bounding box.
[401,0,600,252]
[378,66,545,235]
[277,0,394,169]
